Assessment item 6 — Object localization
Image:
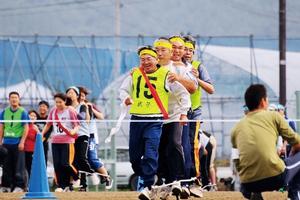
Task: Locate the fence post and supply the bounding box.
[110,90,117,191]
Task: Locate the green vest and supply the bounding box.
[130,67,169,115]
[190,60,202,110]
[3,107,25,138]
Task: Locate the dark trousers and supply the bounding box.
[182,124,192,180]
[129,115,163,188]
[25,151,33,178]
[74,135,93,173]
[74,135,93,188]
[43,141,49,166]
[1,144,26,189]
[241,173,285,199]
[241,151,300,199]
[200,142,213,186]
[158,122,185,183]
[52,143,77,189]
[188,108,202,178]
[188,121,201,178]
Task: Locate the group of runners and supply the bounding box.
[0,87,112,193]
[0,34,217,199]
[120,35,216,199]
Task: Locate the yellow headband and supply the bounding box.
[153,40,172,50]
[169,37,185,45]
[139,49,157,59]
[185,42,195,50]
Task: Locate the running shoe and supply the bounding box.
[171,181,182,196]
[138,187,153,200]
[180,186,190,199]
[12,187,24,193]
[0,187,11,193]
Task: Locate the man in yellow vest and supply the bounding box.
[153,36,198,198]
[183,35,215,192]
[120,46,191,200]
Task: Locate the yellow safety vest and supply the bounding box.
[130,67,169,115]
[190,60,202,110]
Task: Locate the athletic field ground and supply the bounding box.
[0,191,288,200]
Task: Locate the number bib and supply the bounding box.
[52,109,73,136]
[130,67,169,115]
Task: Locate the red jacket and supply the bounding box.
[24,124,38,152]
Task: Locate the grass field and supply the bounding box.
[0,191,288,200]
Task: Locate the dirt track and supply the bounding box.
[0,191,288,200]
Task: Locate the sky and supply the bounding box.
[0,0,299,37]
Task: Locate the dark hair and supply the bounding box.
[54,93,67,101]
[244,84,267,111]
[169,35,184,41]
[137,45,156,55]
[28,109,40,118]
[158,36,170,40]
[38,100,50,108]
[183,35,196,49]
[9,91,20,98]
[78,86,89,95]
[54,93,72,106]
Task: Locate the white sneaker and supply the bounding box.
[12,187,24,193]
[55,187,64,192]
[105,177,113,190]
[138,187,152,200]
[72,179,81,188]
[0,187,11,192]
[171,181,182,196]
[158,186,171,200]
[210,184,218,191]
[189,184,203,198]
[63,187,72,192]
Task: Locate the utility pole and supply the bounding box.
[114,0,121,79]
[110,0,121,191]
[279,0,286,105]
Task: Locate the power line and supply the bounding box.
[0,0,146,18]
[225,1,300,24]
[0,0,104,12]
[0,0,114,17]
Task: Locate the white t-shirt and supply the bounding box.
[48,107,79,144]
[75,103,90,137]
[165,61,197,121]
